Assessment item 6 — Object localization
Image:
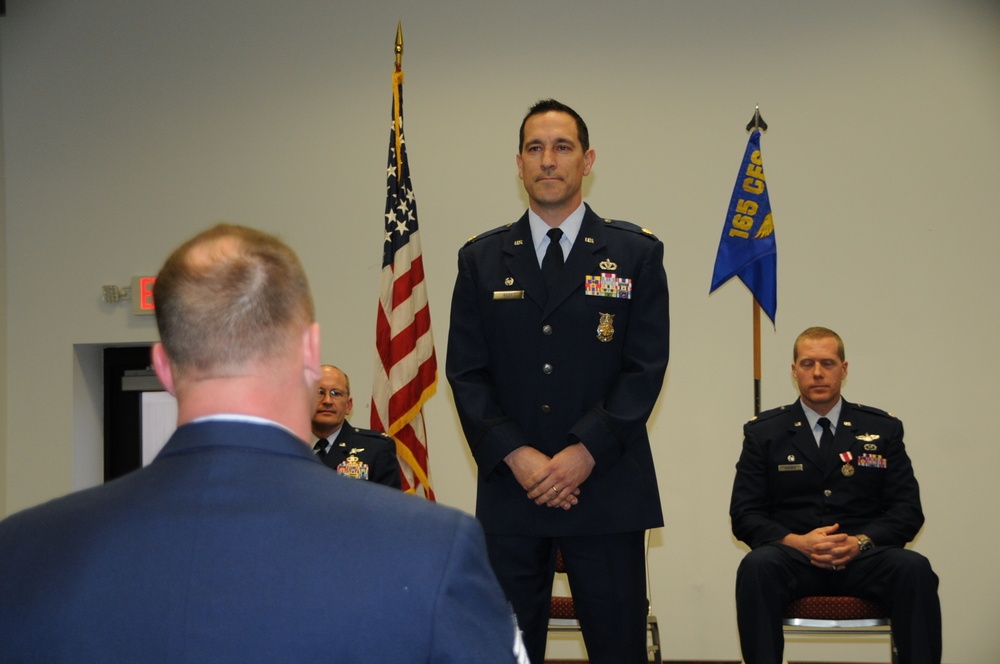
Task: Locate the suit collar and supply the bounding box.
[502,205,609,313]
[157,420,316,463]
[789,399,862,475]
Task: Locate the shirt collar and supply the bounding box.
[528,202,586,254]
[192,413,298,439]
[800,398,844,440]
[312,424,345,450]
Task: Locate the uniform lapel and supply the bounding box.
[833,401,859,461]
[543,208,606,316]
[789,401,824,472]
[503,214,547,309]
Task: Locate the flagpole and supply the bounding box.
[711,106,776,418]
[753,299,761,415]
[746,106,767,416]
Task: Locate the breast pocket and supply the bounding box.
[582,295,630,346]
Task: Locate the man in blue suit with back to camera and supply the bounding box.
[0,223,527,663]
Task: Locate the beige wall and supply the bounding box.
[2,1,998,661]
[0,34,6,519]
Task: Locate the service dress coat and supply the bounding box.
[320,421,402,489]
[446,205,670,536]
[0,420,520,663]
[730,398,925,550]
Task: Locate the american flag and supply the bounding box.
[371,68,437,499]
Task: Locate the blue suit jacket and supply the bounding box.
[446,205,670,536]
[0,421,519,663]
[730,399,925,550]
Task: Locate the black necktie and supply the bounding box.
[542,227,564,290]
[817,417,834,470]
[313,438,329,457]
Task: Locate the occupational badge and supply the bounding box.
[596,312,615,342]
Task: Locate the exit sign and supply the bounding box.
[131,276,156,315]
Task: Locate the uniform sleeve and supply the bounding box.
[729,422,794,549]
[445,247,532,479]
[372,442,403,490]
[568,237,670,469]
[431,514,522,663]
[858,417,925,546]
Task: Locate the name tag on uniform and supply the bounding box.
[493,290,524,300]
[778,464,803,472]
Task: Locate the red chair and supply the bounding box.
[548,545,662,663]
[783,595,897,663]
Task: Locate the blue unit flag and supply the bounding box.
[710,129,777,323]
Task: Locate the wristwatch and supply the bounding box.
[856,533,874,553]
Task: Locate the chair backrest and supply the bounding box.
[549,549,577,624]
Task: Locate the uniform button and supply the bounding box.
[542,363,553,374]
[823,489,832,497]
[542,324,553,335]
[541,405,551,414]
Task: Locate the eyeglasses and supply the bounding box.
[317,388,349,401]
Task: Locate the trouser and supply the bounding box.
[736,544,941,664]
[486,530,648,664]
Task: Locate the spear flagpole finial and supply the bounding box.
[745,105,768,133]
[395,21,403,71]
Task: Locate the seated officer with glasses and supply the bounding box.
[312,364,402,489]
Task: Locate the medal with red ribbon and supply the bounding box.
[839,451,854,477]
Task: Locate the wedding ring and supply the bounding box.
[551,486,560,493]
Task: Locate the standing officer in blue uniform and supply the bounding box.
[446,99,670,664]
[730,326,941,663]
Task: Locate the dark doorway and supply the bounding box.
[103,345,162,482]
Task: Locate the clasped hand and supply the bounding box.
[505,443,595,510]
[784,523,860,570]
